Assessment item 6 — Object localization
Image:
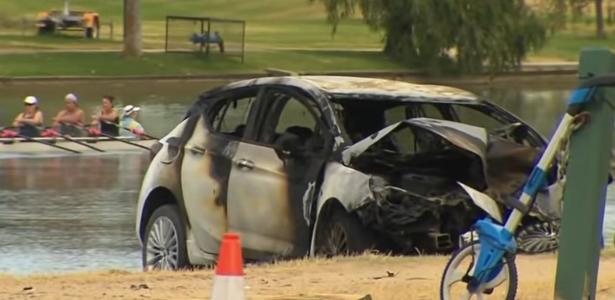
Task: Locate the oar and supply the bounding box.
[61,134,105,152]
[101,120,159,140]
[0,129,81,154]
[66,123,152,151]
[50,125,105,152]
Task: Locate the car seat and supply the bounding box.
[232,124,246,137]
[274,126,313,153]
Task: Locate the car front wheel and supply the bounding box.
[142,204,188,271]
[313,207,374,256]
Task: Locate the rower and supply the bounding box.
[91,95,119,136]
[12,96,44,137]
[120,105,145,137]
[52,93,86,136]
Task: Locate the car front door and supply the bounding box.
[180,88,260,255]
[226,87,331,259]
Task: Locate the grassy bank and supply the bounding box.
[1,254,615,299]
[0,50,408,77]
[0,0,382,51]
[3,1,615,77]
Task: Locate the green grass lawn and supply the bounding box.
[4,1,615,76]
[0,50,408,77]
[0,0,382,50]
[533,30,615,61]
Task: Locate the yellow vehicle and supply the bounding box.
[36,1,100,38]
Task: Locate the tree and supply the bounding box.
[313,0,548,74]
[123,0,142,57]
[596,0,607,38]
[549,0,606,38]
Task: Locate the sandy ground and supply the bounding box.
[1,254,614,300]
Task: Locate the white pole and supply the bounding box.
[63,0,69,16]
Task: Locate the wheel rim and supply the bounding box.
[441,244,512,300]
[517,221,559,254]
[145,216,179,270]
[319,223,349,256]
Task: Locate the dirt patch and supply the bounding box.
[1,254,614,300]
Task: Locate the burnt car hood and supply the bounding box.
[342,117,488,166]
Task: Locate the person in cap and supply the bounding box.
[12,96,44,137]
[52,93,86,136]
[119,105,145,137]
[91,95,119,136]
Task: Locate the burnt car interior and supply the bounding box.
[259,90,327,154]
[327,96,553,252]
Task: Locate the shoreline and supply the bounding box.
[0,62,579,87]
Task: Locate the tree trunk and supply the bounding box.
[555,0,567,29]
[596,0,607,38]
[123,0,142,57]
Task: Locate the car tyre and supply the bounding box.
[142,204,189,271]
[314,207,374,256]
[516,220,560,254]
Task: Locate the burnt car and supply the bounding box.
[135,76,561,270]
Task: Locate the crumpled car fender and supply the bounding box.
[308,162,373,255]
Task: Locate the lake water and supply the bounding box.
[0,76,613,274]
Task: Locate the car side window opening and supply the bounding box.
[211,94,257,138]
[384,103,447,126]
[400,103,446,120]
[260,90,325,153]
[421,103,445,119]
[337,103,387,143]
[451,104,505,131]
[384,105,406,125]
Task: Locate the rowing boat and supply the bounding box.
[0,136,157,155]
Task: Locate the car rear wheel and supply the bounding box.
[314,208,374,256]
[142,204,189,271]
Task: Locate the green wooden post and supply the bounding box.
[554,48,615,299]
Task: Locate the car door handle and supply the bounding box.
[236,159,255,170]
[189,145,206,155]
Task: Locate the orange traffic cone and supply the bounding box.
[211,232,245,300]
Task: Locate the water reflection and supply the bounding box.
[0,154,149,274]
[0,78,613,275]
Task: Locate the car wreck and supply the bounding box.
[135,76,561,270]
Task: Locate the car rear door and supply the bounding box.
[226,87,332,259]
[180,87,260,255]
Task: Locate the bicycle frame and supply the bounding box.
[463,84,600,293]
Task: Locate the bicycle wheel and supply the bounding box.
[440,242,517,300]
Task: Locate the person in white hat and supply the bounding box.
[12,96,44,136]
[119,104,145,137]
[52,93,86,135]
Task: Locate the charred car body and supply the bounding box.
[136,76,561,270]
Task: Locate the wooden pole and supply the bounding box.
[554,48,615,300]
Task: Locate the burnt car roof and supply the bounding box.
[301,76,478,101]
[200,76,481,104]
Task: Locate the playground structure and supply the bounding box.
[439,48,615,300]
[165,16,245,63]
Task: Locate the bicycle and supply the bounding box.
[439,74,615,299]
